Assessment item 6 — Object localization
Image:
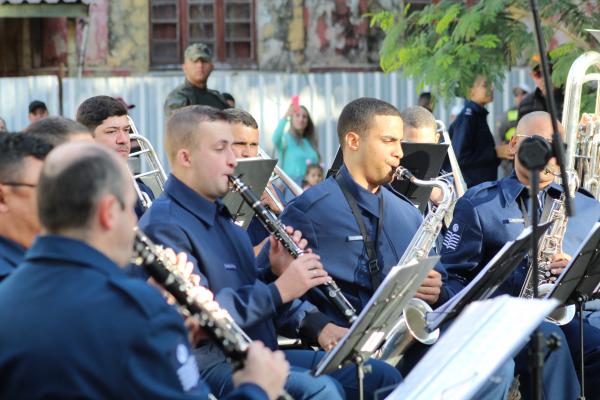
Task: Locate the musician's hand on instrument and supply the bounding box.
[274,253,329,303]
[260,183,283,214]
[233,341,289,400]
[429,187,443,205]
[268,226,309,276]
[184,316,209,347]
[549,252,572,276]
[163,248,199,286]
[415,270,442,304]
[317,323,348,352]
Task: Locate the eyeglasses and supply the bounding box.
[0,182,37,188]
[514,134,567,151]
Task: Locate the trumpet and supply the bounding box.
[127,116,168,209]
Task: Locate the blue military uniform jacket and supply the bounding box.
[448,100,500,187]
[441,173,600,298]
[0,235,227,399]
[262,165,448,326]
[134,178,156,219]
[0,235,25,281]
[139,175,322,353]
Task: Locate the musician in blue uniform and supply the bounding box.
[441,111,600,399]
[139,105,402,400]
[0,133,52,281]
[0,141,288,400]
[76,95,154,218]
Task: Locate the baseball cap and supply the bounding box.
[28,100,48,114]
[184,43,212,62]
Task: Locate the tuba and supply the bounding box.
[562,51,600,197]
[374,167,455,366]
[127,116,168,209]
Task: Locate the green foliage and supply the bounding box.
[370,0,600,100]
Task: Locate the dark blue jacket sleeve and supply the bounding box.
[439,196,485,299]
[142,223,283,330]
[225,383,269,400]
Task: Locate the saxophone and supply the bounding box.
[375,167,455,366]
[518,192,576,325]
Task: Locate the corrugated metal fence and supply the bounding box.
[0,69,533,169]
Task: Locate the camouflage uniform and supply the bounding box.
[164,81,230,117]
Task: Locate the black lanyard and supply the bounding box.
[335,173,384,289]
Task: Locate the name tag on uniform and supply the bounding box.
[347,235,364,242]
[504,218,525,224]
[224,263,237,270]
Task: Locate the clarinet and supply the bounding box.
[229,175,358,324]
[132,229,294,400]
[132,228,250,366]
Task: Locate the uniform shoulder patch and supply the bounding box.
[464,107,473,116]
[171,342,200,392]
[442,222,463,252]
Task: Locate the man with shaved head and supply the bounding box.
[0,142,289,399]
[440,111,600,399]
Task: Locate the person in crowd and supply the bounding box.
[302,164,324,190]
[417,91,434,113]
[272,103,320,185]
[76,95,154,218]
[27,100,49,124]
[518,55,565,121]
[139,105,401,400]
[448,75,510,187]
[164,43,231,117]
[0,141,289,400]
[441,111,600,399]
[0,117,7,132]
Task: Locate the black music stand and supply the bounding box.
[313,257,440,400]
[222,158,277,229]
[426,222,551,331]
[327,143,449,213]
[385,296,560,400]
[545,222,600,398]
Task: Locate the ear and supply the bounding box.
[508,134,519,156]
[344,131,361,152]
[96,196,117,231]
[434,132,441,144]
[176,148,193,168]
[0,186,8,214]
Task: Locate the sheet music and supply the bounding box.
[387,296,558,400]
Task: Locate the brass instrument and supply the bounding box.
[127,116,168,209]
[518,177,577,326]
[375,167,455,365]
[437,120,466,197]
[562,51,600,197]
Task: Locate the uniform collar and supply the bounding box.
[164,174,231,227]
[339,165,383,218]
[25,235,125,277]
[0,235,26,270]
[500,172,563,205]
[465,100,489,115]
[184,80,207,91]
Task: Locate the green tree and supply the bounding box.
[370,0,600,99]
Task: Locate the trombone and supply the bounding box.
[436,120,466,197]
[127,116,168,210]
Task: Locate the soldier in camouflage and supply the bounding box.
[164,43,230,117]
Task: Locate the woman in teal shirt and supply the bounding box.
[272,104,320,184]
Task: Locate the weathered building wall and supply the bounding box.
[257,0,392,71]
